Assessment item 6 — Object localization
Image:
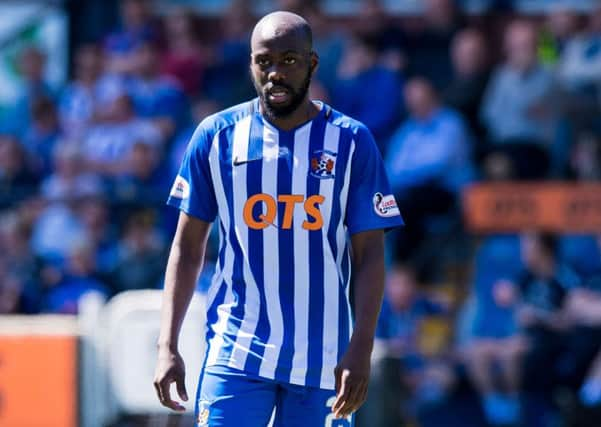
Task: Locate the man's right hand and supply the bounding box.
[153,348,188,411]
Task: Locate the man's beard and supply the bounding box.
[255,68,312,120]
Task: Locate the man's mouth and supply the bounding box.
[266,87,291,104]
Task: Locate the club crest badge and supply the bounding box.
[310,150,336,179]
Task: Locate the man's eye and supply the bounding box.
[257,58,271,67]
[284,57,296,65]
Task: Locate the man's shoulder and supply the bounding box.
[325,104,371,139]
[193,100,256,142]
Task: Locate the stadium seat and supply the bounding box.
[79,290,206,426]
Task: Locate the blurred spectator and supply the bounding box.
[31,171,98,267]
[83,94,162,175]
[202,0,255,106]
[75,194,119,281]
[443,28,490,146]
[2,46,56,137]
[568,132,601,181]
[111,140,171,212]
[0,211,42,313]
[354,0,406,71]
[22,97,61,177]
[31,198,89,266]
[558,273,601,402]
[104,0,160,75]
[161,8,208,97]
[334,34,404,153]
[59,44,118,138]
[127,39,189,137]
[386,78,471,258]
[575,274,601,413]
[481,20,554,179]
[556,7,601,91]
[465,232,580,426]
[42,238,109,314]
[110,210,166,292]
[512,232,580,386]
[0,263,23,314]
[362,264,450,426]
[465,235,523,341]
[538,8,582,65]
[0,135,40,210]
[304,5,346,96]
[560,234,601,280]
[40,142,104,201]
[403,0,465,90]
[551,8,601,159]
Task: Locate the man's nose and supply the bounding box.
[267,67,286,83]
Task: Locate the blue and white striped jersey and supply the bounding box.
[167,99,403,390]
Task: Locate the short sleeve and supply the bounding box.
[166,123,218,222]
[345,125,404,235]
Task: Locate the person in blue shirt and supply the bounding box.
[126,40,190,139]
[22,96,61,177]
[465,232,580,426]
[42,238,109,314]
[333,34,404,155]
[104,0,160,76]
[2,46,56,137]
[386,77,472,259]
[153,11,403,426]
[480,20,553,179]
[361,264,448,427]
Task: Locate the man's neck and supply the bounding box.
[259,98,320,131]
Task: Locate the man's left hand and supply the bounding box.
[331,343,371,419]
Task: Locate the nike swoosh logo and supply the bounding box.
[233,156,262,166]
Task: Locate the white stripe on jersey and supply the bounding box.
[205,223,225,312]
[319,123,341,388]
[258,123,283,379]
[206,130,235,366]
[341,140,357,348]
[228,115,262,369]
[289,121,312,384]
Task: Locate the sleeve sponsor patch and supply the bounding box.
[169,175,190,199]
[373,192,400,218]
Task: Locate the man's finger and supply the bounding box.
[332,371,352,415]
[159,379,186,411]
[356,382,368,410]
[334,367,341,394]
[176,376,189,402]
[347,381,368,415]
[153,380,164,404]
[346,382,362,415]
[336,379,361,418]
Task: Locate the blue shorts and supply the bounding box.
[195,365,355,427]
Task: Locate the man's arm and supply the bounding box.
[153,212,212,411]
[332,229,386,419]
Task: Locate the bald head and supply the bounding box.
[251,11,312,53]
[249,11,318,121]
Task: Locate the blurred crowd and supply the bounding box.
[1,0,601,426]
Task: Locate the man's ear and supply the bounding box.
[310,51,319,74]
